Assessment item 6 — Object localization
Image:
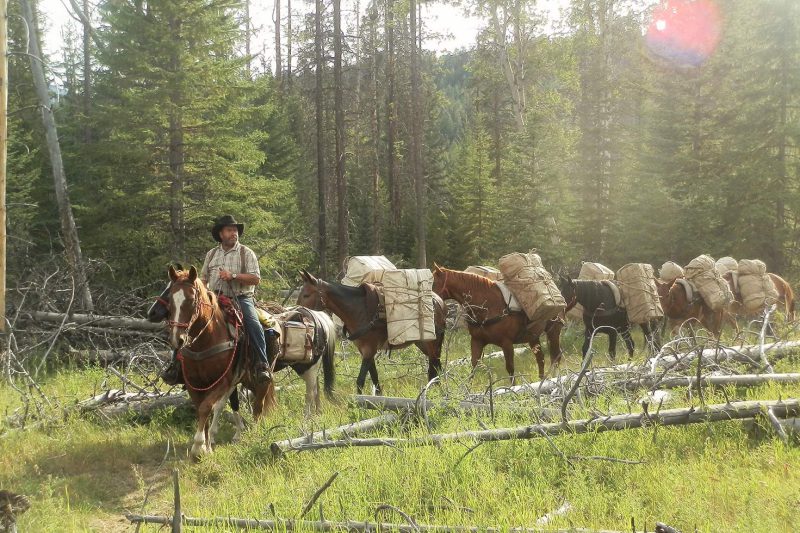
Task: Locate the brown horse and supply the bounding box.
[654,277,725,338]
[431,265,563,382]
[723,272,795,321]
[297,270,446,394]
[165,266,272,459]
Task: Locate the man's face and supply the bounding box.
[220,225,239,246]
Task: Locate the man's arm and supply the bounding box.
[218,247,261,286]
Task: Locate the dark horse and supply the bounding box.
[297,270,446,395]
[150,267,336,457]
[558,275,661,359]
[431,265,563,382]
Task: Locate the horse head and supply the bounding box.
[165,265,207,349]
[297,269,324,310]
[147,263,184,322]
[431,264,450,299]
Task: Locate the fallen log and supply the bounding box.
[126,513,632,533]
[448,347,528,366]
[351,395,559,420]
[57,348,170,366]
[654,373,800,390]
[277,399,799,454]
[78,390,190,418]
[24,311,165,332]
[270,413,400,457]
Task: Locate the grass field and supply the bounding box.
[2,323,799,532]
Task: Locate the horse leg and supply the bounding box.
[300,359,323,418]
[502,344,516,385]
[191,399,213,459]
[356,357,371,394]
[607,329,618,360]
[621,327,635,359]
[546,323,564,376]
[528,338,545,380]
[470,337,485,372]
[421,338,444,382]
[581,327,591,357]
[208,384,239,447]
[367,357,382,396]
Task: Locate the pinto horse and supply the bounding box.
[297,270,446,395]
[723,271,795,321]
[431,266,563,382]
[150,271,337,432]
[163,266,275,458]
[654,277,725,338]
[558,276,661,359]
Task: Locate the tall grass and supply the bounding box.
[1,326,799,532]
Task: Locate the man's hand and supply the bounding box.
[218,268,234,281]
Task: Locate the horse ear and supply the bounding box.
[298,269,307,282]
[168,265,178,282]
[188,266,198,282]
[432,262,441,272]
[304,270,318,285]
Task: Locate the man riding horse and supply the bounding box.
[161,215,271,385]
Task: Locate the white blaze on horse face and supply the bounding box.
[170,289,187,348]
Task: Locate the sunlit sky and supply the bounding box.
[39,0,572,66]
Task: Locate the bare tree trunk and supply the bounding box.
[370,5,382,253]
[245,0,251,77]
[81,0,91,143]
[21,0,93,311]
[274,0,281,83]
[410,0,425,267]
[314,0,327,278]
[333,0,348,265]
[286,0,292,87]
[168,15,185,259]
[385,0,398,228]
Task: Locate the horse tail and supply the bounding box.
[315,310,337,399]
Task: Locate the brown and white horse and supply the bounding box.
[165,266,273,459]
[431,265,563,382]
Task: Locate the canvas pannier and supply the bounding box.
[715,256,738,277]
[278,318,315,363]
[568,262,615,320]
[498,252,566,324]
[616,263,664,324]
[684,255,733,312]
[381,269,436,345]
[659,261,684,282]
[465,265,503,281]
[737,259,779,314]
[341,256,397,286]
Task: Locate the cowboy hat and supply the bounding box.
[211,214,245,242]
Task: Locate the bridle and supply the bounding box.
[435,269,451,300]
[166,281,214,344]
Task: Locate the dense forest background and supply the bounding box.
[7,0,799,306]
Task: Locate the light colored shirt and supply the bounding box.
[200,241,260,297]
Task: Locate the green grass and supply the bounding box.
[2,325,799,532]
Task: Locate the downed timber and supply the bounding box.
[270,413,400,457]
[277,399,799,454]
[24,311,165,332]
[126,513,632,533]
[57,348,170,366]
[78,390,190,418]
[351,394,559,420]
[448,347,528,366]
[654,373,800,390]
[650,340,800,373]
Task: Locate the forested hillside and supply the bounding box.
[10,0,799,301]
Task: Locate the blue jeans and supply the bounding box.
[237,295,268,367]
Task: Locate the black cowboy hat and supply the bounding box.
[211,215,245,242]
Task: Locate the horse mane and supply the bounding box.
[441,268,498,296]
[173,269,215,309]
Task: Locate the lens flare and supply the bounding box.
[645,0,722,67]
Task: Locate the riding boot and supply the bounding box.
[160,349,184,386]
